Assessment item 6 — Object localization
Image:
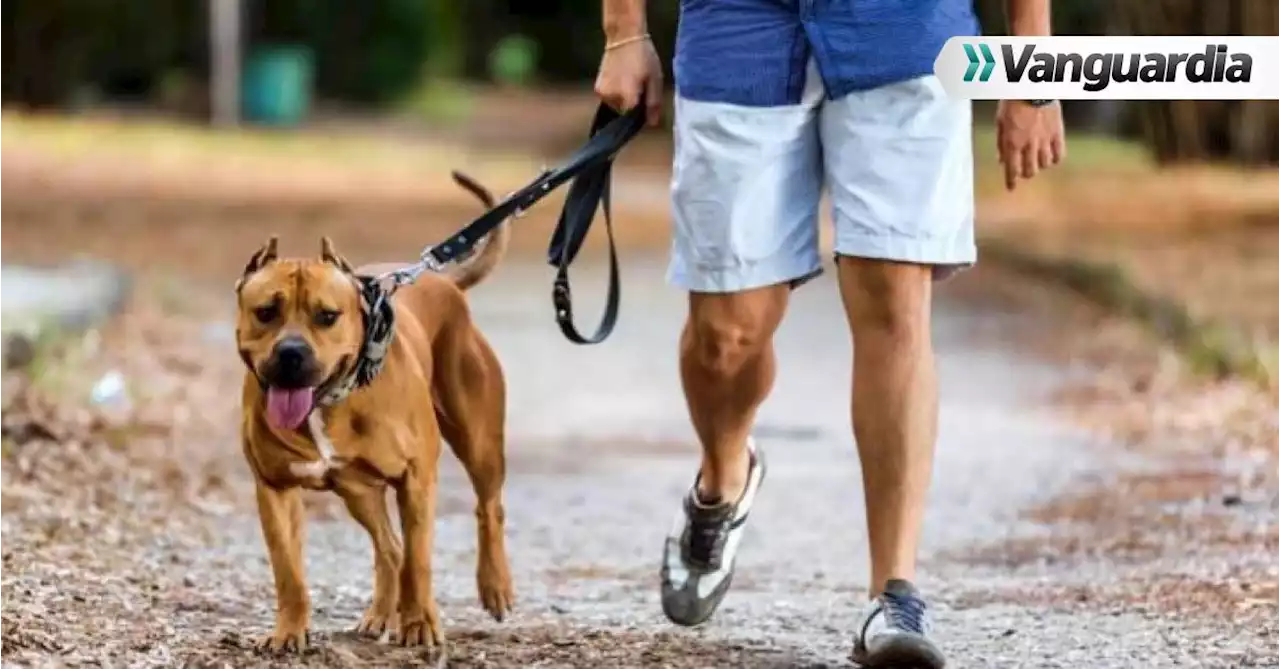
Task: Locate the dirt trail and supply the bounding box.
[3,256,1275,668]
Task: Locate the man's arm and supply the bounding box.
[1005,0,1051,37]
[995,0,1065,189]
[595,0,664,126]
[603,0,648,42]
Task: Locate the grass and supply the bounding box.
[1,109,538,181]
[2,107,1149,188]
[396,78,477,126]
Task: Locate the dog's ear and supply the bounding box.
[320,236,354,274]
[236,236,279,292]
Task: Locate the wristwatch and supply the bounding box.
[1026,99,1056,108]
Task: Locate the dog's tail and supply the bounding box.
[447,170,511,291]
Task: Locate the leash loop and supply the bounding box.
[545,101,643,344]
[373,101,645,345]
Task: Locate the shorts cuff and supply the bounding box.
[833,233,976,281]
[667,257,824,293]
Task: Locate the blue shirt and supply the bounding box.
[674,0,981,107]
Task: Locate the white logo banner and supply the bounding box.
[934,36,1280,100]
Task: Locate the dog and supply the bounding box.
[235,172,514,654]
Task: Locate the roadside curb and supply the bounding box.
[981,237,1275,391]
[1,262,133,369]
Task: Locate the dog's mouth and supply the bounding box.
[265,386,315,431]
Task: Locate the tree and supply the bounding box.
[1117,0,1279,165]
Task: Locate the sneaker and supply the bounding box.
[851,579,946,668]
[659,440,766,626]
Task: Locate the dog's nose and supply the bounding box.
[266,336,317,389]
[273,337,311,371]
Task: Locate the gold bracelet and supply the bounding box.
[604,33,651,51]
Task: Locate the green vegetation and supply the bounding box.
[489,35,540,87]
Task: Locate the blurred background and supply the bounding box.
[1,1,1277,665]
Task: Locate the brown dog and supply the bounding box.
[235,172,514,654]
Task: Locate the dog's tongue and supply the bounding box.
[265,387,314,430]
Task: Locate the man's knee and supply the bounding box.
[837,257,932,341]
[682,290,787,378]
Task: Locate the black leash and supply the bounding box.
[243,103,645,409]
[381,101,646,344]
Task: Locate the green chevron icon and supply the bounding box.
[963,43,996,82]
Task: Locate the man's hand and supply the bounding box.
[995,101,1066,191]
[594,36,664,127]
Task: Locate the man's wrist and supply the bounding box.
[1025,99,1056,108]
[603,0,647,41]
[604,21,648,41]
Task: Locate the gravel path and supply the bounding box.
[2,259,1275,668]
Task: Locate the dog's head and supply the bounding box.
[235,236,365,431]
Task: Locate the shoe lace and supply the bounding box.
[881,591,927,635]
[683,509,730,570]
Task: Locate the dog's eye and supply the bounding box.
[253,305,279,324]
[314,309,341,328]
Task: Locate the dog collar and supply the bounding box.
[316,276,396,407]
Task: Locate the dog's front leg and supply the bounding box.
[254,480,311,652]
[338,483,403,639]
[395,461,444,649]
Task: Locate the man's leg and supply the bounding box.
[659,51,826,625]
[837,258,936,594]
[681,287,789,504]
[820,70,973,667]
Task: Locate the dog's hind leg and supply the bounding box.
[337,482,402,639]
[433,325,515,621]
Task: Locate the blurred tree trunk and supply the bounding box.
[1118,0,1279,166]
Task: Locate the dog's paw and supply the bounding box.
[477,568,515,622]
[355,607,398,640]
[397,617,444,648]
[257,627,310,653]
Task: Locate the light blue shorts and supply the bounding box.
[668,60,976,293]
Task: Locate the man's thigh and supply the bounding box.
[669,84,825,294]
[820,76,975,281]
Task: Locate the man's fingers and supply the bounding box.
[611,89,640,113]
[997,123,1019,190]
[1050,134,1066,164]
[594,86,619,111]
[1038,143,1055,170]
[1019,145,1038,180]
[594,80,638,113]
[644,75,664,127]
[1003,152,1018,191]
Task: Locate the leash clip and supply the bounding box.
[417,247,447,273]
